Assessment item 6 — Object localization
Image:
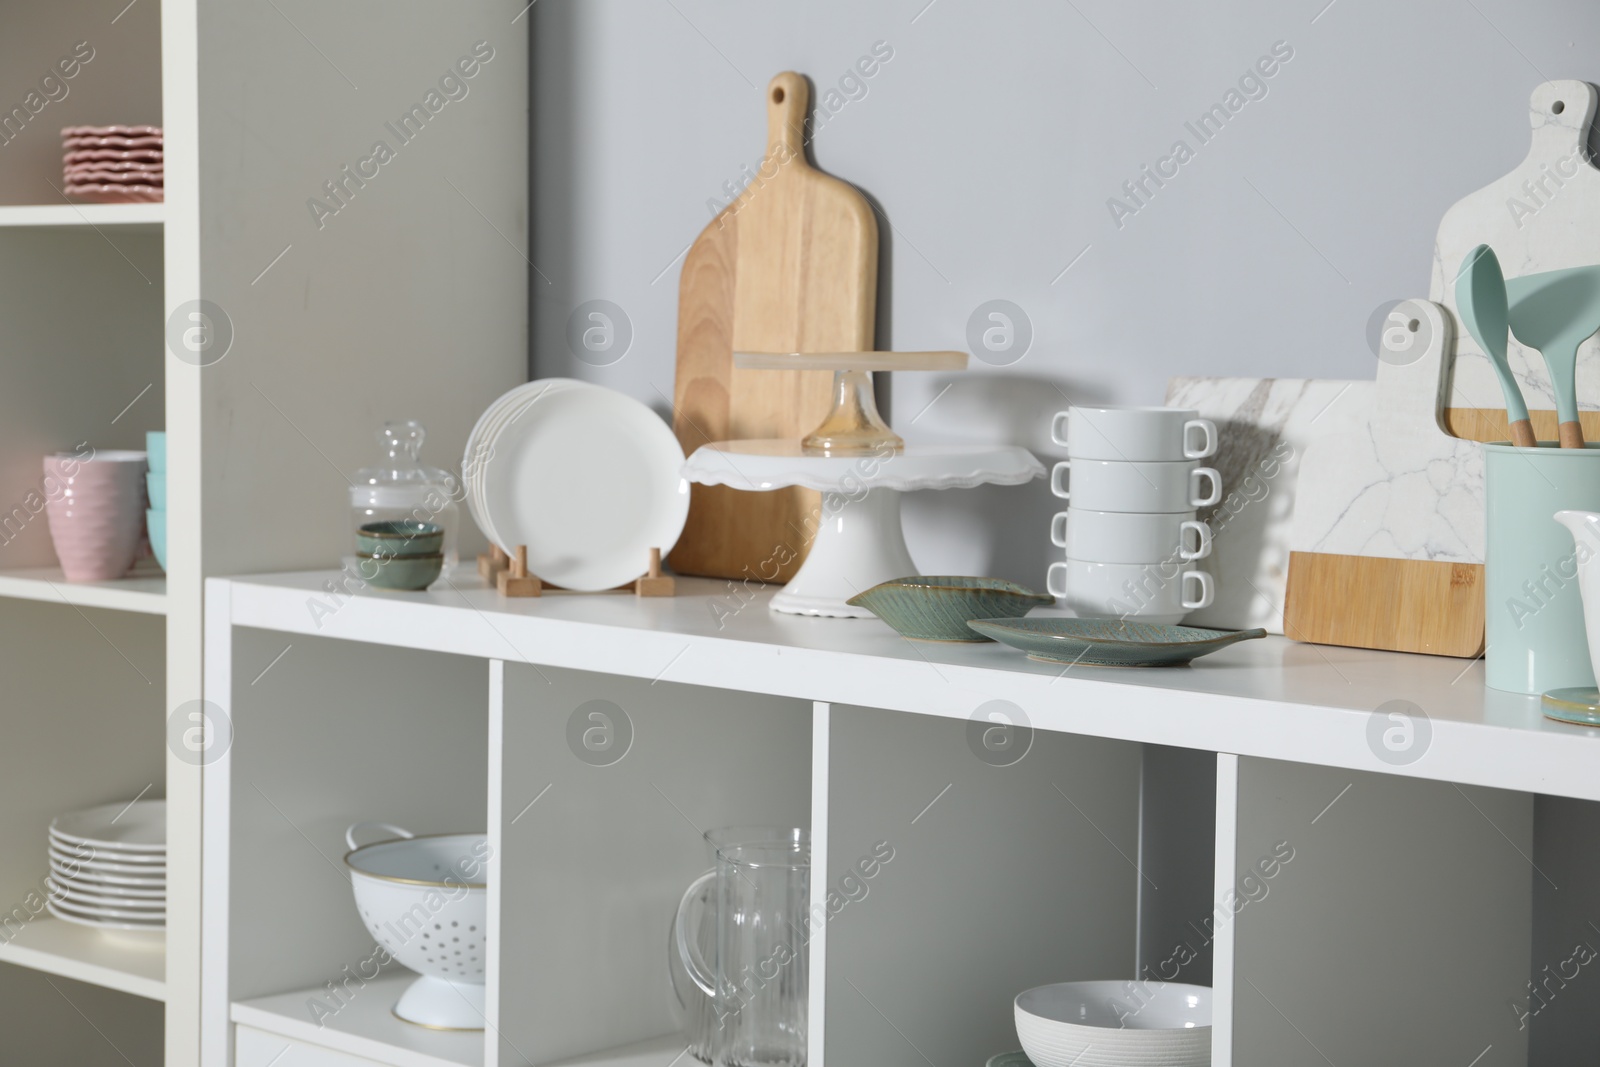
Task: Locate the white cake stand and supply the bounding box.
[682,440,1044,617]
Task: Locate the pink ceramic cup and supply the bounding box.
[43,450,149,582]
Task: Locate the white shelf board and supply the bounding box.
[215,570,1600,801]
[232,975,482,1067]
[0,916,164,1000]
[0,565,166,615]
[545,1035,689,1067]
[0,202,164,230]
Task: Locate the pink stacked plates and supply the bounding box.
[62,126,162,203]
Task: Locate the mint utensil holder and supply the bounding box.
[1485,443,1600,694]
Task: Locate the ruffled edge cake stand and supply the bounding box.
[682,440,1043,617]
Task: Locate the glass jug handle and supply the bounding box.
[674,868,717,998]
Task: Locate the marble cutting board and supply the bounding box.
[1165,376,1368,634]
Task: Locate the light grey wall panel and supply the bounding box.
[1232,757,1532,1066]
[495,665,811,1066]
[227,630,488,1003]
[529,0,1600,584]
[1528,795,1600,1066]
[198,1,528,574]
[1137,744,1217,989]
[824,704,1141,1067]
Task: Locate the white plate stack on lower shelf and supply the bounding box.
[45,799,166,932]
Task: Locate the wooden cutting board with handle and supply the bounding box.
[668,71,879,582]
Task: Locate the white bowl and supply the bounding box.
[345,828,491,1030]
[1015,981,1211,1067]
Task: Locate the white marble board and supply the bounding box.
[1166,376,1368,634]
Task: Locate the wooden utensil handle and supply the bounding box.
[766,72,808,159]
[1509,418,1539,448]
[1559,420,1586,448]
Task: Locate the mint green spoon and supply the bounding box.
[1506,264,1600,448]
[1456,245,1535,447]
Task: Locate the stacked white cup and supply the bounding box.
[1047,406,1222,625]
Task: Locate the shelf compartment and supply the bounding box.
[0,916,163,1000]
[491,664,811,1066]
[216,632,489,1062]
[0,566,166,615]
[0,203,164,231]
[1216,756,1531,1065]
[233,976,480,1067]
[819,702,1143,1067]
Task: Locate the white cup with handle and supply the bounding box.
[1052,509,1212,564]
[1051,459,1222,513]
[1046,558,1215,625]
[1051,406,1217,461]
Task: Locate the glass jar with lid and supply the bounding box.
[349,420,460,581]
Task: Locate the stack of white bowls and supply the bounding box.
[1015,981,1212,1067]
[46,800,165,932]
[1047,406,1221,625]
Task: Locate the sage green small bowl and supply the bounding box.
[356,520,444,558]
[847,576,1053,642]
[356,552,443,591]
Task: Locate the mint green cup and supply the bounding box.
[1485,443,1600,694]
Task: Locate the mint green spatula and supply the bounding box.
[1456,244,1536,447]
[1506,264,1600,448]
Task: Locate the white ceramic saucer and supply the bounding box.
[51,799,167,852]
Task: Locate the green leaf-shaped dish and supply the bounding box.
[967,617,1266,667]
[848,576,1053,642]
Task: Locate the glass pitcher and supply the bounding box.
[674,827,809,1067]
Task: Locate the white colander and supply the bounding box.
[344,823,491,1030]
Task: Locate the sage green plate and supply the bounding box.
[967,617,1266,667]
[847,576,1053,642]
[985,1053,1034,1067]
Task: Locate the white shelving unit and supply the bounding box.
[0,1,181,1061]
[0,919,165,1002]
[0,2,527,1064]
[202,570,1600,1067]
[234,978,482,1067]
[0,565,167,615]
[0,203,166,230]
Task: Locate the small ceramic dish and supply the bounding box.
[357,552,443,591]
[146,509,167,571]
[357,520,444,558]
[967,617,1266,667]
[847,576,1053,642]
[146,472,166,510]
[145,432,166,473]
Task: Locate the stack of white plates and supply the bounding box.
[46,800,165,932]
[462,378,690,592]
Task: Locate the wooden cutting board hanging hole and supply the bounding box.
[668,71,879,582]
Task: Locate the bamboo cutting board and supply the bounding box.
[668,71,879,582]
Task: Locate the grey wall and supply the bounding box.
[529,0,1600,583]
